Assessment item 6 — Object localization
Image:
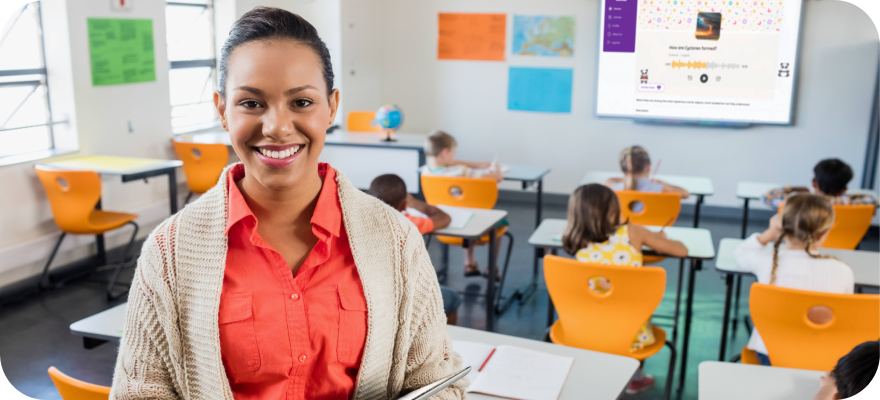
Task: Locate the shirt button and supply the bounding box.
[298,354,307,363]
[291,293,300,301]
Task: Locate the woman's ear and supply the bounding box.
[328,89,340,127]
[214,91,228,130]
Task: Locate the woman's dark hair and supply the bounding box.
[831,340,879,399]
[562,184,622,255]
[219,7,334,98]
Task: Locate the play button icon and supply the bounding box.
[700,74,709,83]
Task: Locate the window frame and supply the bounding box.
[166,0,220,134]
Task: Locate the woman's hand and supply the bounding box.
[757,213,783,245]
[812,372,837,400]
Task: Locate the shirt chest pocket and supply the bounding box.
[337,286,368,363]
[219,293,261,375]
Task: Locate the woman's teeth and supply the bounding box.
[259,146,300,159]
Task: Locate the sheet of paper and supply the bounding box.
[436,206,474,230]
[508,67,573,113]
[467,345,574,400]
[452,340,495,380]
[404,207,428,219]
[438,13,506,61]
[87,18,156,86]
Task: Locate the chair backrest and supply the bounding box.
[543,255,666,355]
[749,283,880,371]
[47,366,110,400]
[420,175,498,209]
[172,141,230,194]
[823,204,874,249]
[346,111,383,132]
[615,190,682,226]
[34,166,101,233]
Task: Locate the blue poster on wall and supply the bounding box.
[508,67,573,113]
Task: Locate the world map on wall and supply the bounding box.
[512,15,575,57]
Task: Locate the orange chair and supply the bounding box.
[615,190,682,264]
[34,166,139,300]
[741,283,880,371]
[420,175,516,313]
[823,204,874,249]
[172,141,229,205]
[48,366,110,400]
[346,111,383,132]
[544,255,676,400]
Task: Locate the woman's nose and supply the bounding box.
[262,107,295,139]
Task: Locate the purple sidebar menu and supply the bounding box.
[602,0,638,53]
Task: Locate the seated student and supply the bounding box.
[562,184,687,394]
[369,174,450,234]
[763,158,878,209]
[813,340,879,400]
[735,194,854,366]
[421,130,504,277]
[605,145,690,199]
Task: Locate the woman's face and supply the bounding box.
[215,39,339,190]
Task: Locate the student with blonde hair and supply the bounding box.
[562,184,687,394]
[605,145,690,199]
[734,194,854,366]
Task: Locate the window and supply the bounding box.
[166,0,218,133]
[0,1,54,160]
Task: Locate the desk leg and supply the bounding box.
[536,179,543,228]
[692,195,704,228]
[719,273,734,361]
[672,259,684,344]
[95,199,107,266]
[486,226,497,332]
[168,170,178,214]
[678,259,700,395]
[732,276,742,337]
[83,337,108,349]
[546,248,558,328]
[740,199,750,239]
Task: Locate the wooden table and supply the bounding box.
[528,218,716,394]
[713,237,880,361]
[698,361,823,400]
[581,171,715,228]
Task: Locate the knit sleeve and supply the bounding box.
[400,227,467,399]
[110,229,181,400]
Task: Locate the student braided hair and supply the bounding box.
[619,146,651,191]
[770,194,842,284]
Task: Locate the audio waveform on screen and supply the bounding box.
[670,60,743,69]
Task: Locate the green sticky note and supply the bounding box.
[87,18,156,86]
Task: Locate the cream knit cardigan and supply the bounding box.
[110,165,466,400]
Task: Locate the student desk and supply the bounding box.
[713,238,880,361]
[176,130,426,194]
[36,155,183,267]
[69,303,127,349]
[448,325,640,400]
[698,361,823,400]
[433,207,509,332]
[581,171,715,228]
[528,218,716,394]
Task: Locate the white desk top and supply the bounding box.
[736,181,781,200]
[581,171,715,196]
[37,155,182,176]
[504,165,551,182]
[528,218,716,259]
[447,325,638,400]
[176,130,426,150]
[698,361,822,400]
[432,207,508,239]
[715,238,880,287]
[70,303,127,341]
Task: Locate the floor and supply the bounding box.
[1,199,876,400]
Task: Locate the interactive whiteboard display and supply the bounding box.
[596,0,803,124]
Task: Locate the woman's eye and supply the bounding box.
[294,99,313,108]
[240,100,261,109]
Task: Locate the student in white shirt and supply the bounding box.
[735,194,854,366]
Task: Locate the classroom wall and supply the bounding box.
[340,0,880,207]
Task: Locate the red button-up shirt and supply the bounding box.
[220,163,367,400]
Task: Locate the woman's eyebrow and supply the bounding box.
[284,85,316,96]
[233,85,264,95]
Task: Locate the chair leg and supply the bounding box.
[663,340,677,400]
[38,233,66,291]
[107,221,139,300]
[439,243,449,277]
[729,353,742,363]
[184,191,194,205]
[494,232,518,315]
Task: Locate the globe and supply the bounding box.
[374,105,403,131]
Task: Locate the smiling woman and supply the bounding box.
[109,7,465,400]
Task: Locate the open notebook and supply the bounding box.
[436,205,475,229]
[453,341,574,400]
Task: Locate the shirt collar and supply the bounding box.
[224,163,342,239]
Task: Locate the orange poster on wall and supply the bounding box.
[438,13,506,61]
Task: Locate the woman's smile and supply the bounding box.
[252,143,305,169]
